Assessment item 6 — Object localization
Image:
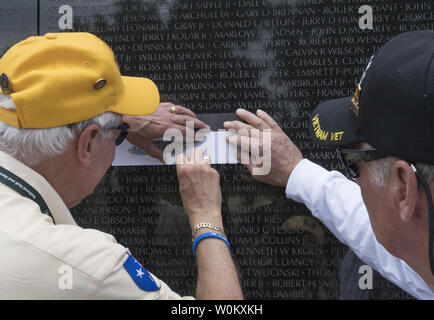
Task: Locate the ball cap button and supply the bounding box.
[0,73,10,94]
[94,78,107,90]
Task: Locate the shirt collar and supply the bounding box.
[0,151,77,225]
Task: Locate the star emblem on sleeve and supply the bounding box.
[123,253,160,292]
[136,268,144,279]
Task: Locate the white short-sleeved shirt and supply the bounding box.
[285,159,434,300]
[0,151,193,300]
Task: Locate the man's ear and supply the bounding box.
[389,160,420,223]
[76,124,101,168]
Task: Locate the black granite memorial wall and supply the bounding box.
[2,0,434,299]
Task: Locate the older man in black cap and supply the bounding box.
[225,30,434,299]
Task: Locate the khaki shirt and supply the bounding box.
[0,151,193,300]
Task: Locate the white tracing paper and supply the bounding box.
[112,131,240,166]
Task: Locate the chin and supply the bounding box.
[67,199,82,209]
[69,189,94,209]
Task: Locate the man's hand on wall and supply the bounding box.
[224,109,304,187]
[123,102,209,161]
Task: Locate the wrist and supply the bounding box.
[187,210,223,229]
[192,222,226,239]
[192,232,231,258]
[284,158,304,185]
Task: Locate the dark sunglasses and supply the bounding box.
[337,147,385,180]
[113,122,130,146]
[67,122,130,146]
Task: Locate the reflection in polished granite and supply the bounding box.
[4,0,432,299]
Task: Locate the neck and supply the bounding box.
[418,187,434,293]
[400,229,434,293]
[31,151,82,208]
[407,257,434,293]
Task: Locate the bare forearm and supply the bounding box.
[195,232,243,300]
[189,213,243,300]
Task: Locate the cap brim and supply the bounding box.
[109,76,160,116]
[310,97,362,148]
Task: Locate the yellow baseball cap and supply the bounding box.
[0,32,160,128]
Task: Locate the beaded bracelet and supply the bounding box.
[192,232,231,258]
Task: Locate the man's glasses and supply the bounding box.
[67,122,130,146]
[337,147,385,180]
[113,123,130,146]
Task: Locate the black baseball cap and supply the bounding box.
[310,30,434,165]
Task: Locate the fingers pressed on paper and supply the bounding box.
[145,143,164,161]
[192,147,204,164]
[172,115,209,129]
[223,120,254,134]
[237,150,254,172]
[236,109,270,130]
[171,105,197,118]
[202,152,212,165]
[256,109,282,131]
[227,135,263,156]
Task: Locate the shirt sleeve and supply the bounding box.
[90,252,195,300]
[285,159,433,300]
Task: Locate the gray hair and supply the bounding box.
[0,94,122,167]
[370,156,434,188]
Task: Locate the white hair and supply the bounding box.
[370,156,434,188]
[0,94,122,167]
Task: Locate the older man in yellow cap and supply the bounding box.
[0,32,242,299]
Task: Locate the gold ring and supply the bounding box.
[170,106,176,114]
